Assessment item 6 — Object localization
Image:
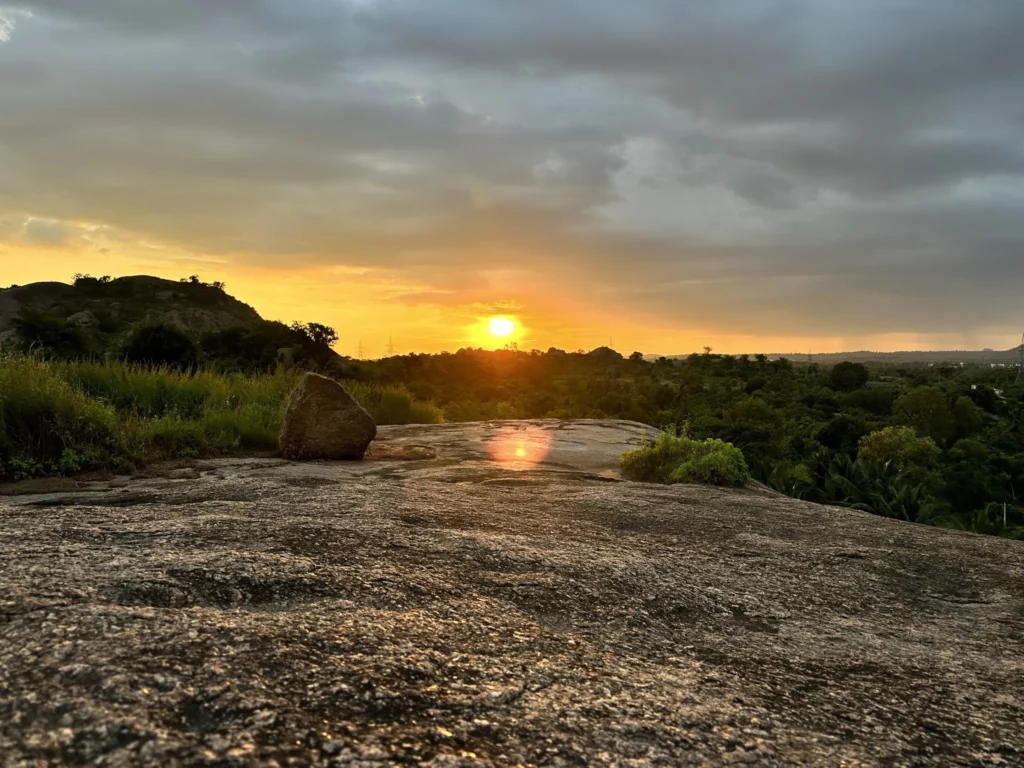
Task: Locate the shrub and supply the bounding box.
[11,308,94,359]
[621,432,751,487]
[123,324,199,370]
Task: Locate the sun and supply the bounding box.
[489,317,516,338]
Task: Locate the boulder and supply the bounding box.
[67,310,98,327]
[279,372,376,460]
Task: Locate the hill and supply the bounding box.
[662,348,1023,367]
[0,275,351,374]
[1,420,1021,764]
[0,275,263,341]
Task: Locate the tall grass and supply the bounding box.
[0,356,130,479]
[345,380,445,426]
[0,354,443,481]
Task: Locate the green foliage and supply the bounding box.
[952,396,984,440]
[0,276,341,371]
[829,362,870,392]
[927,500,1024,537]
[0,355,126,479]
[841,386,898,417]
[0,353,441,482]
[858,427,940,471]
[12,308,94,358]
[894,386,954,444]
[353,346,1024,539]
[621,432,751,487]
[815,414,869,454]
[826,455,941,524]
[344,381,445,425]
[123,324,199,370]
[201,323,298,373]
[7,280,1024,540]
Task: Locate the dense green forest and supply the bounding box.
[360,347,1024,539]
[4,275,1024,539]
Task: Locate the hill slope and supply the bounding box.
[0,275,263,341]
[2,420,1021,765]
[0,275,353,374]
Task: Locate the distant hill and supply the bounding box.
[0,275,352,375]
[0,275,263,342]
[659,348,1023,367]
[791,349,1022,367]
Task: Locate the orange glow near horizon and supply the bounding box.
[2,246,1022,357]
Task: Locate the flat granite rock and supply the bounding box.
[1,420,1022,766]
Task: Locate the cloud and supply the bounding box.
[0,6,30,42]
[2,1,1024,346]
[22,217,69,244]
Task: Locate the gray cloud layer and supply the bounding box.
[2,0,1023,341]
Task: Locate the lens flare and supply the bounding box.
[486,425,552,471]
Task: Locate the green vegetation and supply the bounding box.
[2,274,350,375]
[621,431,751,487]
[0,355,440,482]
[857,427,940,473]
[124,324,199,370]
[359,349,1024,539]
[5,275,1024,539]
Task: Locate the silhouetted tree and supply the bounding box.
[289,322,338,348]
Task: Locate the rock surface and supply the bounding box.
[279,373,377,460]
[1,419,1022,766]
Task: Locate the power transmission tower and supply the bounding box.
[356,341,364,360]
[1018,330,1024,383]
[386,336,396,356]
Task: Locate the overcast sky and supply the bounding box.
[2,1,1023,354]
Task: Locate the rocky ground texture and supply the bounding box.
[1,420,1023,766]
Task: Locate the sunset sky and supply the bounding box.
[2,2,1023,356]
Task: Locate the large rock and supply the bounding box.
[1,420,1022,765]
[67,310,98,327]
[278,372,376,460]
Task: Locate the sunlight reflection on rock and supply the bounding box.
[486,426,553,471]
